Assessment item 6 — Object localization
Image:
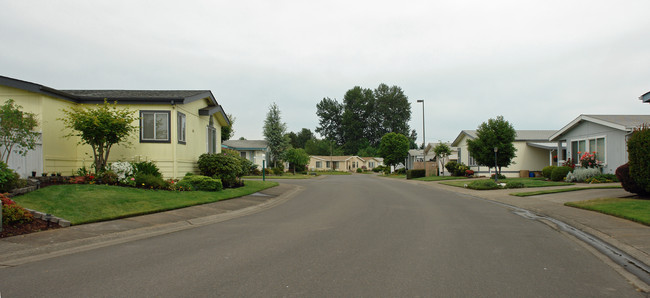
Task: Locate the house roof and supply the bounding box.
[222,140,268,150]
[0,75,230,125]
[550,114,650,141]
[451,129,555,146]
[641,91,650,103]
[310,155,368,162]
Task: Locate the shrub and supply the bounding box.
[628,124,650,194]
[0,161,20,193]
[465,169,474,177]
[579,152,602,168]
[198,153,242,188]
[616,163,648,196]
[178,175,223,191]
[372,165,385,173]
[586,174,618,184]
[468,180,500,190]
[272,167,284,175]
[395,168,407,175]
[551,166,572,182]
[135,174,169,189]
[100,170,119,185]
[356,168,363,173]
[570,168,601,183]
[505,181,525,189]
[109,161,134,181]
[406,169,426,179]
[445,161,469,176]
[1,193,33,226]
[542,166,556,179]
[132,161,162,178]
[490,173,506,180]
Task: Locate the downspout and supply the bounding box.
[171,102,177,179]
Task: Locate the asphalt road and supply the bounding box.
[0,175,643,297]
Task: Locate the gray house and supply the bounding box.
[550,115,650,174]
[222,139,269,169]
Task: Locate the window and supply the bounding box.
[177,112,186,144]
[369,161,375,168]
[240,152,247,159]
[468,153,477,166]
[141,111,170,142]
[207,117,217,153]
[316,161,322,168]
[571,137,605,164]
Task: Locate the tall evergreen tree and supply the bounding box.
[315,97,343,145]
[263,102,289,167]
[341,86,374,154]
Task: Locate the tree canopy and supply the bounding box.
[466,116,517,175]
[0,99,39,164]
[60,100,138,173]
[287,128,315,149]
[263,102,289,167]
[378,132,410,168]
[316,84,415,155]
[284,148,310,174]
[221,113,235,142]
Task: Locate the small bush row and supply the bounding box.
[406,169,426,179]
[1,193,33,226]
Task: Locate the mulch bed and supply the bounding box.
[1,218,61,238]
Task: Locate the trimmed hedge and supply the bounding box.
[177,175,223,191]
[551,166,572,182]
[542,166,556,179]
[616,163,648,197]
[406,169,426,179]
[468,180,500,190]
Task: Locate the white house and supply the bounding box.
[222,139,269,170]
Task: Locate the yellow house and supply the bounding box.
[451,130,558,178]
[0,75,230,179]
[308,155,383,172]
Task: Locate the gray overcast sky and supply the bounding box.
[2,0,649,145]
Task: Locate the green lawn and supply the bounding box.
[565,198,650,226]
[440,177,573,188]
[510,185,622,197]
[414,176,469,182]
[380,174,407,179]
[12,180,278,225]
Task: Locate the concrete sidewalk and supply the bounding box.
[415,179,650,285]
[0,183,302,266]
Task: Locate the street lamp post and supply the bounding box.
[262,154,266,182]
[493,147,499,183]
[417,100,425,149]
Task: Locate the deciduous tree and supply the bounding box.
[284,148,310,174]
[432,142,452,175]
[60,100,138,173]
[378,132,410,169]
[466,116,516,175]
[0,99,39,164]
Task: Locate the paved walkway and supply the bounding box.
[2,178,650,287]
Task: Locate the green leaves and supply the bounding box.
[466,115,517,173]
[0,99,39,163]
[378,132,410,168]
[59,100,137,173]
[263,102,289,167]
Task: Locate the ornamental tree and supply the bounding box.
[0,99,39,164]
[284,148,310,174]
[378,132,409,170]
[627,124,650,195]
[432,142,452,175]
[60,100,138,173]
[263,102,290,167]
[466,116,517,175]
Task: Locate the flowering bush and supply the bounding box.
[109,161,134,181]
[562,158,576,170]
[465,169,474,177]
[1,193,34,226]
[579,152,601,168]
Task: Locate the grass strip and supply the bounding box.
[414,176,469,182]
[510,185,622,197]
[12,180,278,225]
[440,177,573,188]
[565,198,650,226]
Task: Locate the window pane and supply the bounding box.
[596,138,605,161]
[571,141,578,162]
[155,113,169,140]
[589,139,596,154]
[143,113,154,140]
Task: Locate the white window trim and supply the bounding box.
[140,111,170,143]
[569,135,607,166]
[177,112,186,144]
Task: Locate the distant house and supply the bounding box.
[423,142,459,175]
[405,149,436,170]
[550,115,650,174]
[452,130,558,178]
[308,155,383,172]
[0,75,230,179]
[222,139,269,169]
